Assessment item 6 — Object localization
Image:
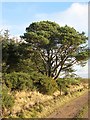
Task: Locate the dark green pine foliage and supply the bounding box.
[21,21,88,79]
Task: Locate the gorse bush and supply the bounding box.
[56,77,81,95]
[4,72,34,91]
[65,77,81,85]
[36,73,57,94]
[29,71,58,94]
[40,77,58,95]
[3,70,81,96]
[3,71,57,94]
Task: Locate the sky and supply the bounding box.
[1,2,88,78]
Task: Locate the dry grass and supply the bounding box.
[12,90,54,115]
[5,82,88,118]
[36,89,88,118]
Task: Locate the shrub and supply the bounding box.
[3,72,34,91]
[56,78,68,95]
[56,77,81,95]
[67,77,80,85]
[2,85,14,110]
[39,76,58,95]
[3,71,58,94]
[30,72,58,95]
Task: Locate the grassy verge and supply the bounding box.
[6,88,88,118]
[75,104,88,119]
[74,88,89,119]
[23,89,88,118]
[38,89,88,118]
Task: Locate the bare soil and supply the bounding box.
[48,91,88,118]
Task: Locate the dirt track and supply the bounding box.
[48,91,88,118]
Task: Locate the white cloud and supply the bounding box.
[35,3,88,35]
[1,23,28,37]
[74,63,88,78]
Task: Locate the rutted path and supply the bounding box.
[48,91,88,118]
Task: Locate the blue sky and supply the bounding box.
[1,2,88,78]
[2,2,71,24]
[2,2,88,36]
[2,2,73,36]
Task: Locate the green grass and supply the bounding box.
[75,104,88,119]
